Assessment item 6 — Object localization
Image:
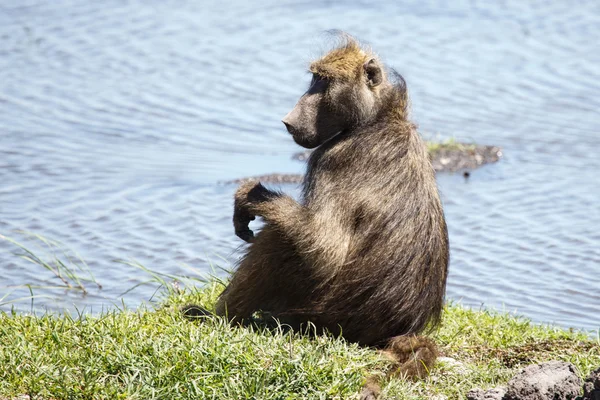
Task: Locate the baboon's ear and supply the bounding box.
[364,59,383,87]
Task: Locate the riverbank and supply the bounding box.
[0,281,597,400]
[227,140,502,184]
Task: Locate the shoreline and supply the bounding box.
[0,281,597,399]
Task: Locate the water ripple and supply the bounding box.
[0,0,598,332]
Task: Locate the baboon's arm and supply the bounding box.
[234,181,351,267]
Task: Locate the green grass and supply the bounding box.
[0,232,102,301]
[425,137,476,154]
[0,235,596,399]
[0,280,598,400]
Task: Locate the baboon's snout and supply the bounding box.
[282,106,301,135]
[282,118,293,134]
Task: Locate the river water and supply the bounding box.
[1,0,599,332]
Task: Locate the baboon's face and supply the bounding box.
[282,58,383,149]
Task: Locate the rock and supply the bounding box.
[226,144,503,185]
[583,391,600,400]
[583,366,600,400]
[466,387,507,400]
[505,361,582,400]
[293,143,503,173]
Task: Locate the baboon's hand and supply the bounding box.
[233,202,255,242]
[233,180,273,242]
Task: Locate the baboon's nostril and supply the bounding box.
[282,120,293,133]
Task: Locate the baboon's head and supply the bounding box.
[282,37,386,149]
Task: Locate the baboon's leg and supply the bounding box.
[215,227,306,322]
[214,256,269,321]
[214,283,250,320]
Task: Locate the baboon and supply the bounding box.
[197,34,449,397]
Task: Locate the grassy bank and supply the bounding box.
[0,281,598,400]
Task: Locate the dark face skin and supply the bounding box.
[281,74,349,149]
[282,60,384,149]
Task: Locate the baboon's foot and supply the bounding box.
[181,304,212,320]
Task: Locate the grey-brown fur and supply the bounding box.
[215,34,449,394]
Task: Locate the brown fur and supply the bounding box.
[309,38,369,80]
[360,336,439,399]
[213,34,449,397]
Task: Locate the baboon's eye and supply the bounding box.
[310,74,328,92]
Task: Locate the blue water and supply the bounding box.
[0,0,599,332]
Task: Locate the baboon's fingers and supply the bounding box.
[233,211,254,242]
[233,202,256,242]
[235,228,255,243]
